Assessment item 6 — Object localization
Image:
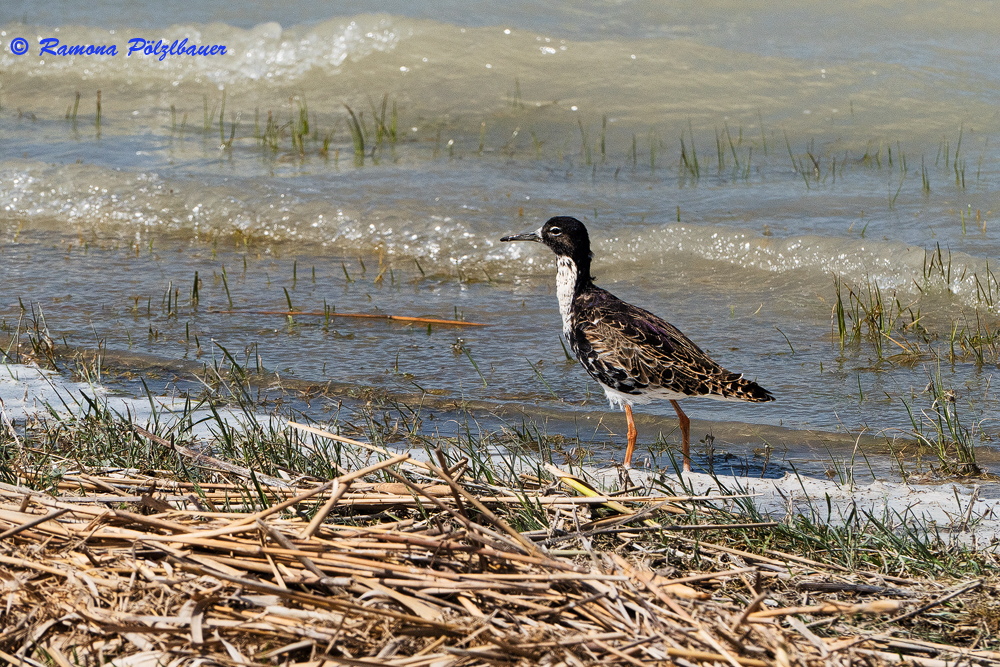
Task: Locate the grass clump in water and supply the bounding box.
[900,373,983,477]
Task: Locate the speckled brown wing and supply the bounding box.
[570,287,774,402]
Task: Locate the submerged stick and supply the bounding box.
[209,310,487,327]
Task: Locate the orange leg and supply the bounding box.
[670,400,691,472]
[623,404,638,468]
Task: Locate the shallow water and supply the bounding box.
[3,1,1000,476]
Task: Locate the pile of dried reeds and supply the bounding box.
[0,424,996,667]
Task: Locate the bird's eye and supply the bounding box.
[549,227,562,236]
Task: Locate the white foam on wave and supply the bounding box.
[0,16,406,87]
[599,225,936,292]
[1,160,994,311]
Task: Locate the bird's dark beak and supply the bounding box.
[500,230,542,243]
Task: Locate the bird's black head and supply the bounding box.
[501,216,593,270]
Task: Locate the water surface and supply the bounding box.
[3,1,1000,477]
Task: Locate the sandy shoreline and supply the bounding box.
[4,361,999,548]
[588,465,1000,548]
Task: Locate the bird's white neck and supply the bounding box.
[556,256,578,336]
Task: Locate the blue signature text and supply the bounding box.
[34,37,227,61]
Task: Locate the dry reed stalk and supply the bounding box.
[132,423,294,488]
[547,463,672,520]
[748,600,906,620]
[852,648,954,666]
[0,444,992,666]
[660,645,774,667]
[0,508,69,540]
[301,478,351,538]
[884,579,983,623]
[869,636,1000,661]
[381,466,536,556]
[424,457,543,557]
[288,420,436,472]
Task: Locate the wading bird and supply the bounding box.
[501,216,773,471]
